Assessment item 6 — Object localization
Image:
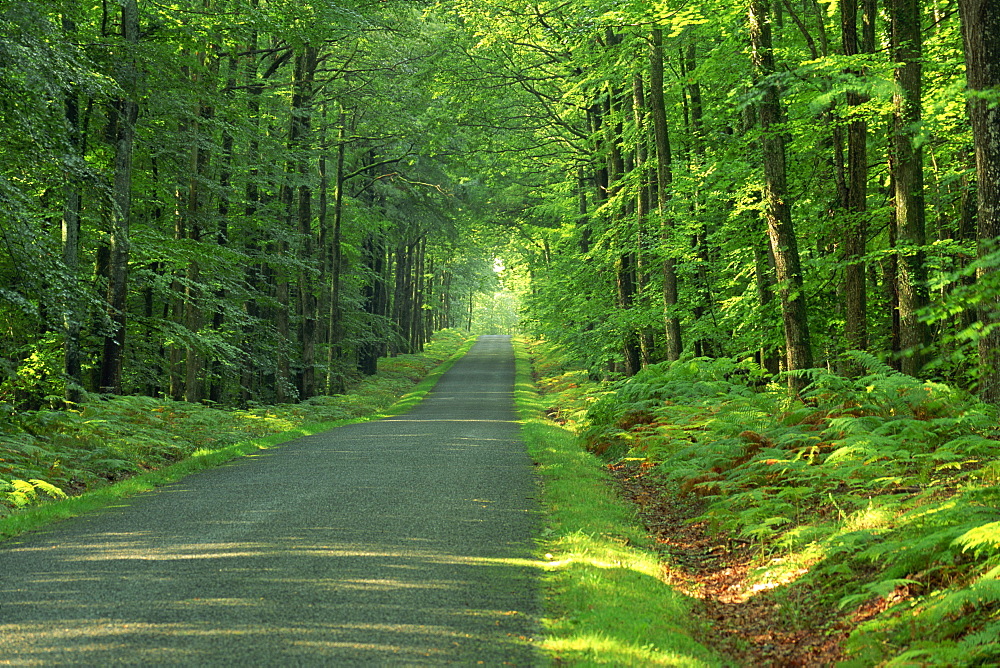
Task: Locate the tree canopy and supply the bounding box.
[2,0,999,406]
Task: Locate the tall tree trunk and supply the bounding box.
[169,154,186,401]
[293,46,319,399]
[683,40,718,358]
[958,0,1000,401]
[327,109,348,394]
[184,92,212,404]
[209,55,237,405]
[753,232,782,375]
[633,72,656,366]
[411,236,426,352]
[240,22,262,404]
[99,0,139,395]
[600,45,642,376]
[391,238,411,354]
[889,0,929,375]
[841,0,875,358]
[649,28,682,360]
[61,16,85,404]
[424,256,435,344]
[358,229,387,375]
[749,0,813,392]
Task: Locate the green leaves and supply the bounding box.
[954,521,1000,560]
[0,479,67,514]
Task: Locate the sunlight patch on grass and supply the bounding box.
[541,633,713,667]
[512,337,723,667]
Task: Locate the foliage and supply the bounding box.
[531,338,1000,665]
[513,338,721,666]
[0,0,505,411]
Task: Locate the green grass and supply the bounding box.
[512,337,723,666]
[0,331,475,541]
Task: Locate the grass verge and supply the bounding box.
[512,337,723,666]
[0,332,475,542]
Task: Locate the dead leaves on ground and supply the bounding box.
[609,462,851,667]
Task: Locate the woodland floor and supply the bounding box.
[608,461,861,667]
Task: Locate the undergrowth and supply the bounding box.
[0,329,469,518]
[514,338,721,666]
[527,340,1000,666]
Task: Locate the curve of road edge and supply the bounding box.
[0,335,542,666]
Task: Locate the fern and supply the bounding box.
[953,521,1000,560]
[921,578,1000,622]
[957,620,1000,655]
[0,478,66,509]
[845,350,903,378]
[838,578,922,611]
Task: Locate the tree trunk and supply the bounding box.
[683,40,718,358]
[358,229,387,375]
[327,109,347,393]
[633,72,656,366]
[889,0,929,376]
[649,28,682,360]
[293,47,319,400]
[184,94,212,404]
[749,0,813,392]
[841,0,875,357]
[958,0,1000,401]
[61,17,84,404]
[240,18,262,405]
[209,55,237,405]
[600,50,642,376]
[411,236,426,352]
[98,0,139,395]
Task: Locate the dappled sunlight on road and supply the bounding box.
[0,337,539,664]
[1,531,539,664]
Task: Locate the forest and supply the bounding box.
[1,0,998,407]
[3,0,1000,663]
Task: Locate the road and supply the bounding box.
[0,335,541,666]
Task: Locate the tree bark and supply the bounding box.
[327,108,347,393]
[841,0,875,357]
[239,17,262,405]
[209,55,237,405]
[649,28,682,360]
[749,0,813,392]
[958,0,1000,401]
[358,228,387,375]
[183,91,212,404]
[292,46,319,399]
[889,0,929,376]
[61,16,84,404]
[98,0,139,395]
[633,72,656,366]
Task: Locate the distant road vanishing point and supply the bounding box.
[0,335,542,666]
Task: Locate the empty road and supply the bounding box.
[0,335,541,665]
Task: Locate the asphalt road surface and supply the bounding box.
[0,335,542,666]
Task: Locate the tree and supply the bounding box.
[889,0,930,376]
[958,0,1000,401]
[98,0,139,394]
[840,0,876,357]
[649,28,683,361]
[748,0,813,390]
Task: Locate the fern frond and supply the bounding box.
[953,521,1000,559]
[27,479,67,500]
[845,350,902,378]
